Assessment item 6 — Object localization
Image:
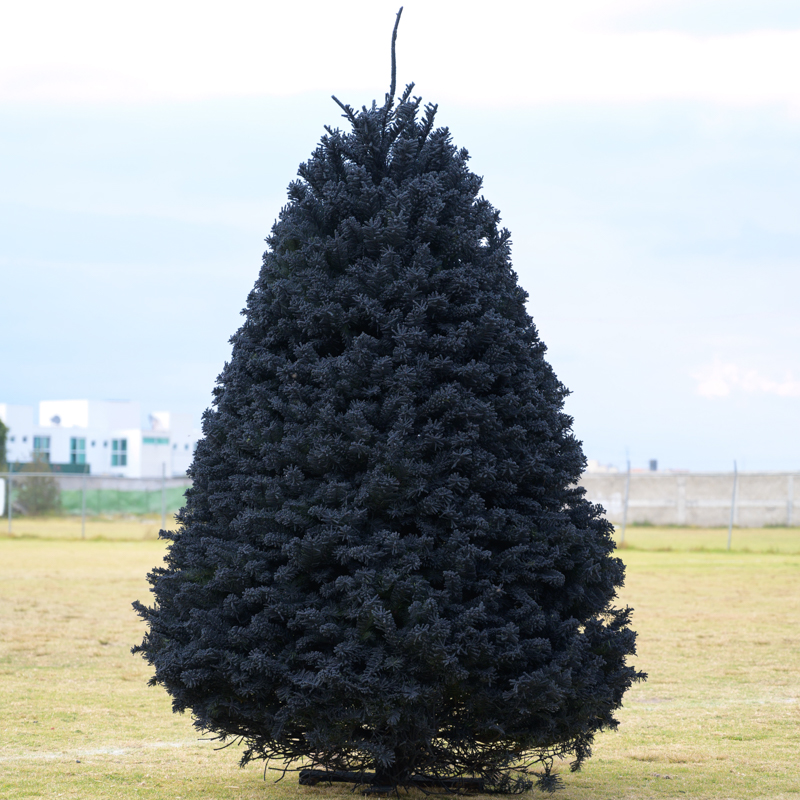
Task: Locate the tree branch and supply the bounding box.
[331,95,357,126]
[387,7,403,109]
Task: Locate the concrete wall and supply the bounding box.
[581,471,798,528]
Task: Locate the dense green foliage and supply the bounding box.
[134,82,643,793]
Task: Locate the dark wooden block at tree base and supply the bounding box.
[299,769,485,793]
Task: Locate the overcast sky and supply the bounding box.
[2,0,799,471]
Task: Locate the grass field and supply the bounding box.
[1,521,798,799]
[2,515,166,541]
[5,516,800,553]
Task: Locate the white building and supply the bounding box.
[0,400,201,478]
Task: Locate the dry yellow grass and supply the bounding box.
[2,515,168,541]
[615,524,800,554]
[1,526,798,799]
[7,516,799,554]
[573,549,800,799]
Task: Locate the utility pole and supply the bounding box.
[727,460,738,551]
[621,458,631,546]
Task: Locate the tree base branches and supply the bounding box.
[235,733,583,794]
[296,760,561,795]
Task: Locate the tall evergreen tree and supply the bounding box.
[133,11,644,793]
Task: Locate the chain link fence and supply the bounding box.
[2,471,191,536]
[3,470,798,537]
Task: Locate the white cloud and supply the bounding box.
[694,361,800,398]
[1,1,800,108]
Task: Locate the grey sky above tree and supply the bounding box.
[3,3,798,473]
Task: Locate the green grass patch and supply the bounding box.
[615,525,800,554]
[1,529,799,798]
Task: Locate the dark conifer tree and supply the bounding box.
[133,10,644,793]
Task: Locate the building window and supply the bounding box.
[111,438,127,466]
[70,437,86,464]
[142,437,169,445]
[33,436,51,462]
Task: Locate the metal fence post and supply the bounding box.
[620,460,631,546]
[727,461,738,551]
[81,472,87,539]
[161,463,167,530]
[7,465,12,535]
